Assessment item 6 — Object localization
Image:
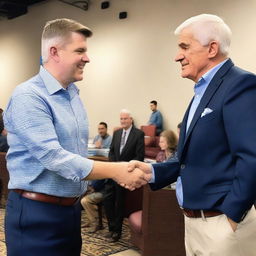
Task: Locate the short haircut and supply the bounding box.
[41,18,92,63]
[150,100,157,106]
[120,109,132,117]
[99,122,108,129]
[174,14,232,56]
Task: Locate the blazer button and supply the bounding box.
[180,164,185,169]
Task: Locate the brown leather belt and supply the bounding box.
[13,189,79,206]
[182,208,222,218]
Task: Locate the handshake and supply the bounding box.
[113,160,152,191]
[87,160,152,191]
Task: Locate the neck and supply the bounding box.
[43,63,70,89]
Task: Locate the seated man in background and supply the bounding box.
[0,111,8,152]
[80,179,106,233]
[148,100,163,135]
[93,122,112,149]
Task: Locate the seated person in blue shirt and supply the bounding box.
[80,179,106,233]
[148,100,163,135]
[93,122,112,148]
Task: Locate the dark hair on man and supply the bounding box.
[177,122,182,129]
[150,100,157,105]
[99,122,108,129]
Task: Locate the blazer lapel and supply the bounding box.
[177,98,193,159]
[120,126,134,156]
[180,59,234,156]
[116,129,123,158]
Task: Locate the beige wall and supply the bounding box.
[1,0,256,137]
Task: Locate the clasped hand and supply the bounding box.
[113,160,152,191]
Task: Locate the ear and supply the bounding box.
[208,41,219,58]
[49,46,60,62]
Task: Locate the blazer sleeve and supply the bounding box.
[150,160,180,190]
[133,130,145,161]
[220,72,256,222]
[108,131,117,162]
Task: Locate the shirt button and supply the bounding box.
[180,164,185,169]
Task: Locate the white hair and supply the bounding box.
[41,18,92,64]
[120,109,132,117]
[174,14,232,56]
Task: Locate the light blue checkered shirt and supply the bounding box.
[4,66,93,197]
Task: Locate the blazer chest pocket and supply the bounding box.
[197,111,219,126]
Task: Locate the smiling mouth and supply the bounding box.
[78,64,85,69]
[181,63,189,69]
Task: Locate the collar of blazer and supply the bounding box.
[177,58,234,159]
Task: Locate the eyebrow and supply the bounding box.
[178,42,189,48]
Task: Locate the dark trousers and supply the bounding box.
[103,179,125,234]
[5,191,82,256]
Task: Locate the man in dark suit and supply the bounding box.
[128,14,256,255]
[104,109,144,242]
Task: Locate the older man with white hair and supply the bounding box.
[129,14,256,255]
[103,109,145,242]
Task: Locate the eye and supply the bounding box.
[76,48,86,54]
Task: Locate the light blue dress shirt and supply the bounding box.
[148,110,163,131]
[176,59,228,206]
[93,134,112,148]
[4,66,93,197]
[150,59,228,207]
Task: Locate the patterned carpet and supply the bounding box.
[0,208,138,256]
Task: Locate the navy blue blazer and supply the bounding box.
[151,59,256,222]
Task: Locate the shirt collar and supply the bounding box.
[39,66,79,96]
[123,125,132,134]
[194,59,228,96]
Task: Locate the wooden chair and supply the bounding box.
[0,152,9,207]
[128,185,186,256]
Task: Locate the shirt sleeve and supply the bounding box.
[4,93,93,182]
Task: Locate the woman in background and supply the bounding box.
[156,130,178,163]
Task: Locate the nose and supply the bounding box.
[174,52,184,63]
[82,53,90,63]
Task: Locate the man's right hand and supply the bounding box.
[128,160,152,177]
[117,160,153,190]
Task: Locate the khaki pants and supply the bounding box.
[185,206,256,256]
[80,192,103,226]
